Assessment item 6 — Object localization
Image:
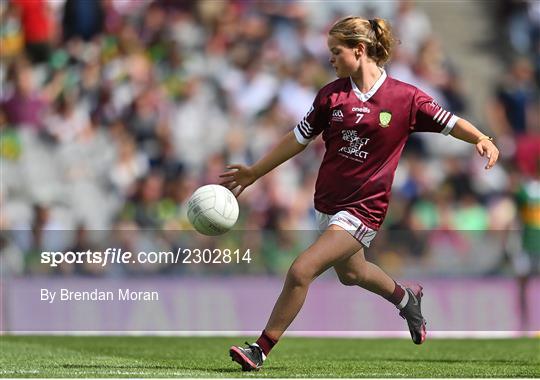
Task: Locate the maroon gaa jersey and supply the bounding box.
[293,70,459,230]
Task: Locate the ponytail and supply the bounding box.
[329,16,398,66]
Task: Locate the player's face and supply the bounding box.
[327,35,360,78]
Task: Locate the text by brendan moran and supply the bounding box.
[40,288,159,303]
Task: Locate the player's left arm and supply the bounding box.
[449,118,500,170]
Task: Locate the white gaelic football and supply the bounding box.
[187,184,239,235]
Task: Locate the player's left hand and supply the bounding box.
[476,139,499,170]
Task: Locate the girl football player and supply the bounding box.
[220,16,499,371]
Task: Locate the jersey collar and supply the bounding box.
[350,69,387,102]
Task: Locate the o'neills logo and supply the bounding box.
[379,110,392,128]
[332,109,344,122]
[352,106,370,113]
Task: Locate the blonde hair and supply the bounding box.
[329,16,397,66]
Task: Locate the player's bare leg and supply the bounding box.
[229,226,361,370]
[333,248,395,297]
[263,226,362,339]
[334,251,426,344]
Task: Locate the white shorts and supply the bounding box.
[315,210,377,248]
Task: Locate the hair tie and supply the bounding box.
[369,19,380,40]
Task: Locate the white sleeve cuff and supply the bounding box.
[441,115,459,135]
[293,126,312,145]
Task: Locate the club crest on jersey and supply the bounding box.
[379,110,392,128]
[332,109,344,122]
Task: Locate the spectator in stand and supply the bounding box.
[44,91,91,144]
[0,2,25,62]
[62,0,104,42]
[0,108,21,161]
[393,0,432,63]
[125,87,169,164]
[509,159,540,330]
[11,0,55,63]
[1,60,48,130]
[120,171,166,228]
[487,58,538,138]
[109,134,149,197]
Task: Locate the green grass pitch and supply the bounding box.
[0,336,538,378]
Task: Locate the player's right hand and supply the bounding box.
[219,164,257,197]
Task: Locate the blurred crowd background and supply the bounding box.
[0,0,539,279]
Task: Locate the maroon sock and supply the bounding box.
[386,281,406,306]
[255,330,277,356]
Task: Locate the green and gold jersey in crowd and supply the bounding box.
[516,179,540,255]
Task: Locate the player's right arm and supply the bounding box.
[221,87,329,197]
[219,130,306,197]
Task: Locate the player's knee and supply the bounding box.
[287,263,314,287]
